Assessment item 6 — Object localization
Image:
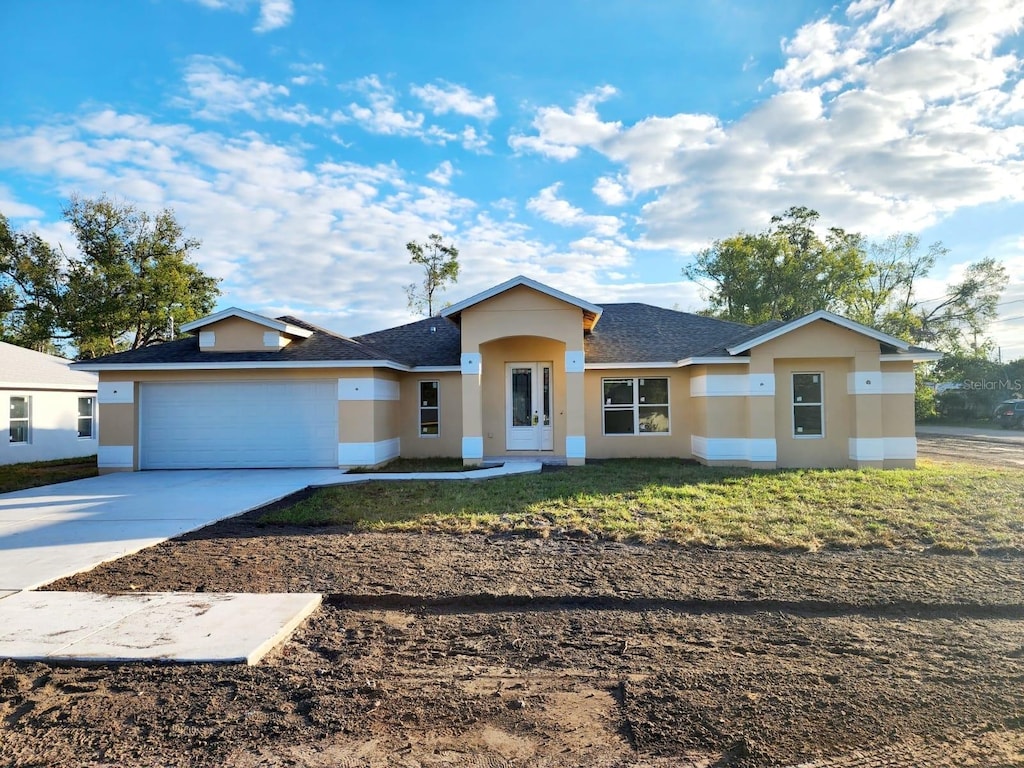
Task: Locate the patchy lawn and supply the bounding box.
[0,455,98,494]
[262,459,1024,553]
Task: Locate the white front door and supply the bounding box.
[506,362,553,451]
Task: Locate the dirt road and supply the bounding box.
[917,426,1024,468]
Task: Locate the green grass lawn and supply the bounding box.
[0,456,98,494]
[262,459,1024,553]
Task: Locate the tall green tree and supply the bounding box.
[0,213,65,352]
[0,197,221,358]
[685,208,1007,354]
[683,206,871,324]
[845,233,1006,354]
[405,233,459,317]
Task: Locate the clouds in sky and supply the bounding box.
[2,0,1023,354]
[189,0,294,32]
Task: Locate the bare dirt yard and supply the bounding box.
[917,430,1024,469]
[0,494,1020,767]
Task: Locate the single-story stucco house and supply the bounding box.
[1,341,99,465]
[74,276,939,474]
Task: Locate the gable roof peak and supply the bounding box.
[441,275,603,329]
[725,309,912,355]
[179,307,313,339]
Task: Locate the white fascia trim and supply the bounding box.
[462,436,484,460]
[676,356,750,366]
[566,435,586,459]
[0,382,97,392]
[461,353,482,375]
[691,373,774,397]
[848,371,916,395]
[880,352,943,362]
[691,436,777,462]
[848,437,885,461]
[727,310,910,355]
[409,365,461,373]
[565,350,585,373]
[585,361,679,370]
[73,360,410,372]
[98,444,134,469]
[98,381,134,404]
[440,275,603,319]
[338,438,401,467]
[338,378,400,401]
[849,437,917,461]
[181,307,313,338]
[884,437,917,460]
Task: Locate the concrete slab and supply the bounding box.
[0,591,322,664]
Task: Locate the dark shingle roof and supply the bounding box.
[583,304,757,363]
[86,303,912,369]
[82,315,390,365]
[353,316,461,367]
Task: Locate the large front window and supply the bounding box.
[792,373,823,437]
[602,377,669,435]
[419,381,439,436]
[9,396,30,444]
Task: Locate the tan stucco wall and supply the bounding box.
[460,286,585,350]
[200,316,288,352]
[97,402,135,446]
[772,358,852,468]
[398,372,463,458]
[458,285,587,462]
[583,368,691,458]
[480,337,566,457]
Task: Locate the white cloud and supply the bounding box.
[508,85,621,160]
[254,0,293,32]
[410,81,498,120]
[426,161,457,186]
[510,0,1024,253]
[186,0,294,32]
[592,176,628,206]
[179,55,327,125]
[289,62,326,87]
[527,183,622,238]
[344,76,425,136]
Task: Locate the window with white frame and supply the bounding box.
[602,377,669,435]
[9,396,30,444]
[419,380,439,436]
[792,372,823,437]
[78,396,95,439]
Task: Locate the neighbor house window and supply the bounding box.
[78,396,95,439]
[602,377,669,435]
[792,373,823,437]
[419,381,439,436]
[9,396,30,444]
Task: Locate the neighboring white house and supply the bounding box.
[1,341,98,465]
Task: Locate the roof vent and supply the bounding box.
[430,326,436,333]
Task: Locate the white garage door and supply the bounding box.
[139,380,338,469]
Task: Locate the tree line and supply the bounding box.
[684,206,1007,357]
[1,196,220,358]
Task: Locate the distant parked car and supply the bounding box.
[994,399,1024,429]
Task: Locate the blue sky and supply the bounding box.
[2,0,1023,360]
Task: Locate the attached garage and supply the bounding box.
[139,380,338,469]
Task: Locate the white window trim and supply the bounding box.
[78,396,96,440]
[601,376,671,436]
[9,395,30,445]
[792,372,825,439]
[418,380,440,438]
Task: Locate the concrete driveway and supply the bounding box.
[0,468,350,593]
